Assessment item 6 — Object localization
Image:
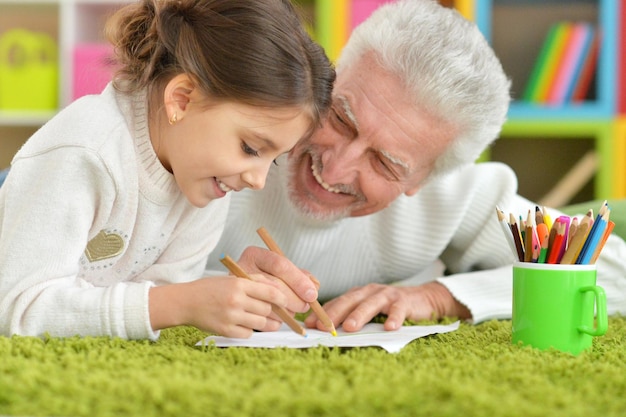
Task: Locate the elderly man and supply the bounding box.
[206,0,626,332]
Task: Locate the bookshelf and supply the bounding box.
[0,0,127,169]
[475,0,625,204]
[1,0,624,204]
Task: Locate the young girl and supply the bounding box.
[0,0,335,340]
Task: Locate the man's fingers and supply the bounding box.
[383,301,409,331]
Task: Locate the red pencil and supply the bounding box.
[547,221,567,264]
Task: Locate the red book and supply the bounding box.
[617,0,626,114]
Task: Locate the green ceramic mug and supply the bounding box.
[512,262,607,355]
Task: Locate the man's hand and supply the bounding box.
[304,281,471,332]
[236,246,318,316]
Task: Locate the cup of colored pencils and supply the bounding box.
[495,201,614,265]
[497,202,612,354]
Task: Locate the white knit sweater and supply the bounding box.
[206,158,626,323]
[0,84,229,339]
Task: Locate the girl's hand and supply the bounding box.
[149,275,288,338]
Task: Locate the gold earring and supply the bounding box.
[168,113,178,125]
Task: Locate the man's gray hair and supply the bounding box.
[337,0,511,180]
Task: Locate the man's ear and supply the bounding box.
[163,74,196,123]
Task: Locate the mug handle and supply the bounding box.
[577,286,608,336]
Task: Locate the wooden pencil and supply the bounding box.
[535,205,544,225]
[524,210,535,262]
[496,207,519,261]
[220,254,307,337]
[256,227,337,336]
[509,213,525,262]
[560,219,591,264]
[568,217,579,245]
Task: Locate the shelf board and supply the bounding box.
[0,110,55,127]
[507,101,614,120]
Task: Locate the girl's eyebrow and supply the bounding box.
[249,132,279,152]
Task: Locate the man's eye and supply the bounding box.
[241,142,259,157]
[375,158,398,181]
[330,107,357,138]
[332,109,348,127]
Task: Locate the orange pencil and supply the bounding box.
[220,254,307,337]
[536,222,550,263]
[590,220,615,264]
[256,227,337,336]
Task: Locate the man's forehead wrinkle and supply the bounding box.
[339,87,415,176]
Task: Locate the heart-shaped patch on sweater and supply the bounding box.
[84,230,124,262]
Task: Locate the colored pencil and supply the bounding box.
[547,220,567,264]
[256,227,337,336]
[542,206,553,230]
[590,220,615,264]
[577,210,609,264]
[524,210,537,262]
[576,201,607,263]
[537,223,550,263]
[509,212,525,262]
[560,216,592,264]
[496,207,520,261]
[535,205,544,225]
[220,254,307,337]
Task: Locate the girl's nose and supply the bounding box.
[241,164,269,190]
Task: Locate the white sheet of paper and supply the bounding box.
[197,321,459,354]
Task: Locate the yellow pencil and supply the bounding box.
[257,227,337,336]
[541,206,553,229]
[220,254,307,337]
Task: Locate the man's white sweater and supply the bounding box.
[207,158,626,323]
[0,85,229,339]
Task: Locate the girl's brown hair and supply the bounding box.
[105,0,335,125]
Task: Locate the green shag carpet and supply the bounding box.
[1,317,626,417]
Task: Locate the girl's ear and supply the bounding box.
[163,74,196,123]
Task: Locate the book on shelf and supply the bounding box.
[619,0,626,114]
[522,21,598,105]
